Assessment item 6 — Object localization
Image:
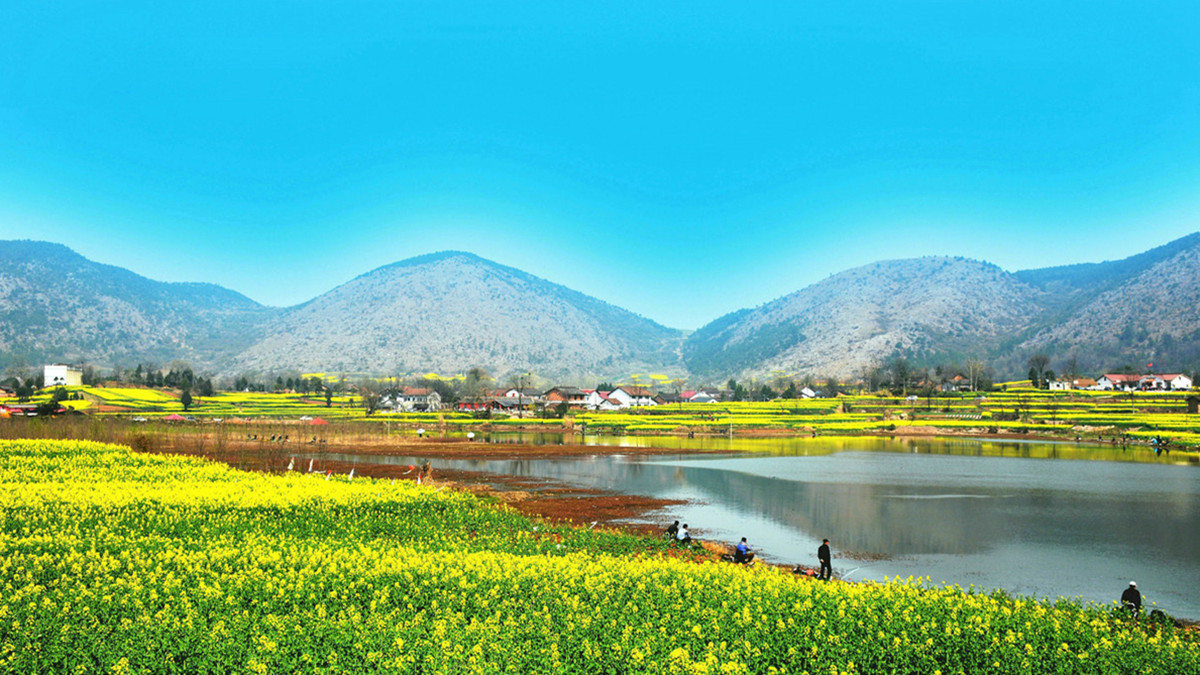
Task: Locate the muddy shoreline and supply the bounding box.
[165,437,701,539]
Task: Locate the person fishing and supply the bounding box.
[733,537,754,564]
[1121,581,1142,617]
[817,538,832,581]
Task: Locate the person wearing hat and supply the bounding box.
[1121,581,1142,617]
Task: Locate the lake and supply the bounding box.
[308,435,1200,619]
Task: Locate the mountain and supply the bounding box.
[0,240,269,371]
[683,257,1044,380]
[683,233,1200,381]
[232,251,685,380]
[1011,235,1200,374]
[4,235,1198,383]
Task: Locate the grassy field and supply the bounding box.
[1,439,1196,674]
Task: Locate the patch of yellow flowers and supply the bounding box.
[1,440,1197,673]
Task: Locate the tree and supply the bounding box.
[823,376,840,396]
[862,361,887,393]
[1027,354,1051,388]
[964,358,985,392]
[1061,355,1080,386]
[888,356,912,395]
[35,387,70,417]
[462,367,493,404]
[324,388,333,408]
[358,380,382,416]
[180,389,193,412]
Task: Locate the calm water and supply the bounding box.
[309,436,1200,619]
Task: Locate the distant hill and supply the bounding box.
[683,257,1043,380]
[683,233,1200,381]
[1011,235,1200,374]
[3,235,1198,383]
[232,251,685,380]
[0,240,269,371]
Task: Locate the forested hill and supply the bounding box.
[682,257,1043,380]
[682,233,1200,381]
[231,251,686,380]
[1010,234,1200,375]
[0,240,269,371]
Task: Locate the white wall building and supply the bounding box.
[609,386,657,408]
[1163,374,1194,390]
[43,364,82,387]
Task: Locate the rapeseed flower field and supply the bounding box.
[1,440,1197,673]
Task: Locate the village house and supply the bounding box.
[1049,377,1100,391]
[498,388,542,407]
[543,386,588,409]
[1144,373,1193,390]
[608,386,657,408]
[43,364,83,387]
[1097,373,1193,391]
[382,387,442,412]
[941,375,972,392]
[582,390,624,411]
[679,389,721,403]
[1096,374,1142,391]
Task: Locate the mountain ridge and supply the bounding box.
[2,235,1198,381]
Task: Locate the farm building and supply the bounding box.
[43,364,82,387]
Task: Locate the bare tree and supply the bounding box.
[1061,355,1080,387]
[964,358,985,392]
[358,379,382,416]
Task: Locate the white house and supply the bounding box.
[1097,373,1193,391]
[1097,374,1141,391]
[43,364,82,387]
[609,386,657,408]
[382,387,442,412]
[1160,373,1194,390]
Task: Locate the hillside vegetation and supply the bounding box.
[233,251,684,380]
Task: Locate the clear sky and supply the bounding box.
[2,1,1199,329]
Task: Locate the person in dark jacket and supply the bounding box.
[666,520,679,538]
[1121,581,1142,616]
[817,539,832,581]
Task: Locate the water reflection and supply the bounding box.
[308,437,1200,618]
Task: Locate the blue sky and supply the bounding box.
[2,1,1199,329]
